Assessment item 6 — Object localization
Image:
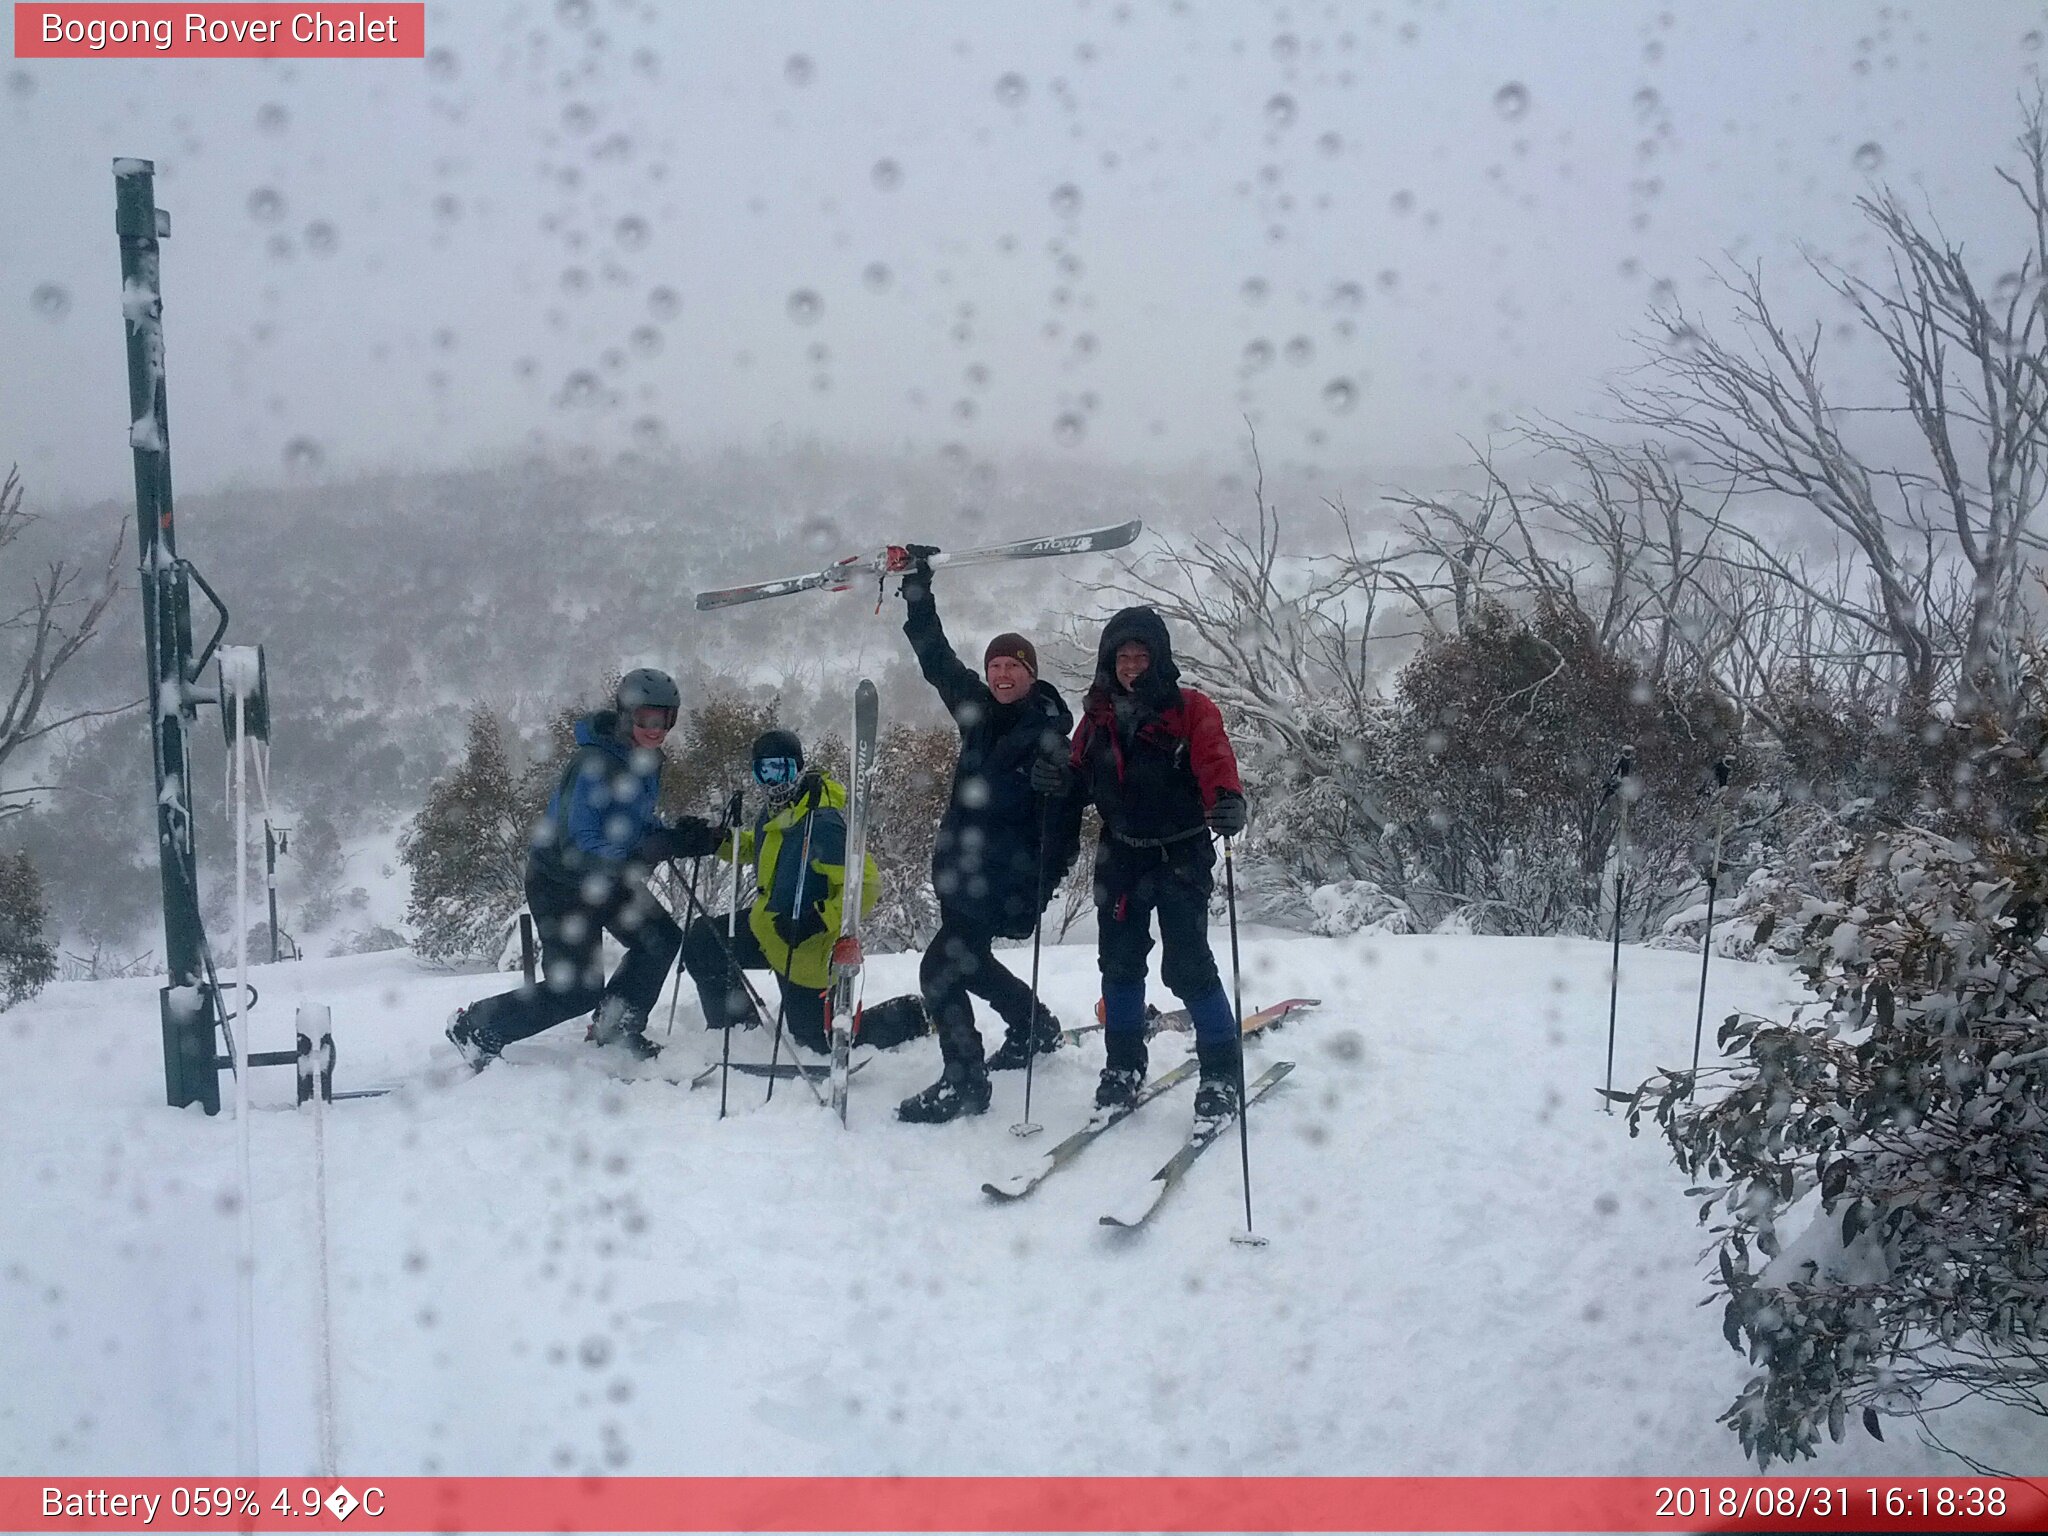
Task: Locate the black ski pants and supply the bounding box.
[466,871,681,1051]
[1095,838,1223,999]
[919,909,1041,1072]
[682,909,933,1055]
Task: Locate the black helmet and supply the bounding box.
[750,727,805,788]
[616,667,680,719]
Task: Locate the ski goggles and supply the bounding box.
[753,756,801,786]
[630,706,677,732]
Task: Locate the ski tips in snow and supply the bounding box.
[692,519,1144,610]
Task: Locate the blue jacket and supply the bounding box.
[527,712,666,896]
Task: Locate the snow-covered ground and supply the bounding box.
[1,930,2035,1478]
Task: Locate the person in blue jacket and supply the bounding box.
[446,668,722,1068]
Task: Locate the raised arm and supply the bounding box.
[899,549,985,718]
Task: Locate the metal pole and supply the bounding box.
[1012,801,1053,1137]
[117,158,225,1114]
[1602,747,1634,1114]
[1223,836,1264,1246]
[1689,757,1732,1095]
[265,822,281,964]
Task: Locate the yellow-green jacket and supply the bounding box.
[719,773,879,991]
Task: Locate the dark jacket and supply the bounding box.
[1048,606,1244,878]
[904,586,1076,937]
[527,712,714,898]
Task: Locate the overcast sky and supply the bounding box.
[2,0,2041,507]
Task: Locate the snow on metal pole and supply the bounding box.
[1602,747,1635,1114]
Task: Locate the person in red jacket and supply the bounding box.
[1036,605,1250,1125]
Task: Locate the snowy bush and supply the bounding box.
[0,850,56,1007]
[1307,878,1415,937]
[1621,719,2048,1469]
[400,707,552,964]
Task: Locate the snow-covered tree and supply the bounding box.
[400,707,548,964]
[0,849,56,1007]
[1623,717,2048,1469]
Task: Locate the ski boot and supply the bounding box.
[445,1004,500,1072]
[1093,1029,1147,1111]
[895,1060,992,1123]
[1192,1037,1243,1127]
[593,997,662,1059]
[987,1002,1064,1071]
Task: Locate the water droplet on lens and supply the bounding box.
[862,261,892,292]
[994,71,1028,105]
[1333,280,1364,308]
[785,53,815,86]
[786,289,822,324]
[427,46,458,79]
[1284,335,1314,365]
[247,188,285,223]
[1264,93,1296,129]
[1241,276,1269,304]
[1271,33,1299,61]
[1853,141,1885,173]
[556,0,591,23]
[648,285,679,320]
[631,324,661,356]
[1665,323,1701,356]
[6,69,34,98]
[1632,86,1660,121]
[256,103,289,135]
[615,215,649,250]
[579,1335,613,1369]
[1375,268,1400,292]
[1322,377,1357,413]
[30,283,70,319]
[283,436,323,471]
[1242,339,1274,370]
[632,415,665,448]
[1049,182,1082,217]
[1389,189,1415,215]
[871,158,902,191]
[303,221,338,256]
[1053,412,1085,445]
[1317,130,1343,157]
[2026,30,2043,51]
[559,370,602,407]
[1493,82,1530,121]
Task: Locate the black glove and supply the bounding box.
[1206,790,1248,838]
[773,903,822,948]
[898,542,940,605]
[1031,748,1072,798]
[662,815,723,860]
[722,790,744,828]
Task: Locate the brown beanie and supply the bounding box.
[983,632,1038,676]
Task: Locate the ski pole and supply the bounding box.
[1222,833,1265,1248]
[719,789,746,1118]
[663,799,827,1109]
[1688,756,1732,1097]
[664,857,702,1040]
[1013,799,1054,1138]
[764,808,817,1106]
[1602,747,1635,1114]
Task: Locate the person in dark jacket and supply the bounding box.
[1036,607,1250,1124]
[446,668,724,1069]
[892,547,1078,1123]
[679,728,931,1056]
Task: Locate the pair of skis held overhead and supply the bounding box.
[693,519,1148,1127]
[694,518,1301,1230]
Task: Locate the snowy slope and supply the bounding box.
[0,931,2035,1478]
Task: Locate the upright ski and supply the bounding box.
[981,1059,1198,1202]
[1098,1061,1296,1230]
[827,679,880,1125]
[694,520,1143,610]
[1063,996,1320,1046]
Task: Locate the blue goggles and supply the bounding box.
[753,756,801,787]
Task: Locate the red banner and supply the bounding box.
[5,1476,2048,1532]
[12,4,424,58]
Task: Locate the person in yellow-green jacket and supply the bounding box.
[677,727,930,1053]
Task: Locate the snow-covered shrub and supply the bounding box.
[0,850,56,1007]
[400,707,550,964]
[1374,597,1740,936]
[1307,878,1416,937]
[864,723,953,954]
[1622,719,2048,1468]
